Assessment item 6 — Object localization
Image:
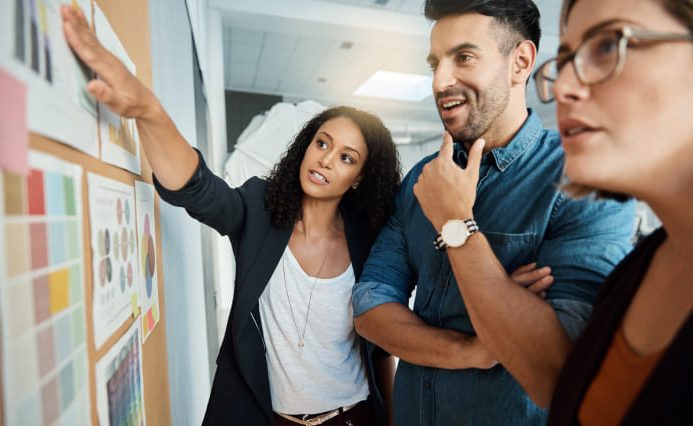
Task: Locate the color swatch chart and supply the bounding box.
[96,321,145,426]
[88,173,140,350]
[0,150,90,426]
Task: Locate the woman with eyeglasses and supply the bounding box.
[533,0,693,424]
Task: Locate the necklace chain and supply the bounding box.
[282,250,329,359]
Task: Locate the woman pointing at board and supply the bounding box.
[60,4,400,425]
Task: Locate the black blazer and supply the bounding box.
[548,228,693,425]
[155,153,387,426]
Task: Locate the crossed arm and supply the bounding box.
[354,261,554,371]
[444,236,572,407]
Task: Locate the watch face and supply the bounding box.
[442,220,470,247]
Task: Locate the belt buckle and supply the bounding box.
[304,417,322,426]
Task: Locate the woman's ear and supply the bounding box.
[351,176,362,190]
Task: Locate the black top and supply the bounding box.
[548,228,693,425]
[154,151,387,426]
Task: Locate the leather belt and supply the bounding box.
[276,402,359,426]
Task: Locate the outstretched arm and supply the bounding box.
[61,4,197,189]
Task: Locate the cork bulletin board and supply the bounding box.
[0,0,172,424]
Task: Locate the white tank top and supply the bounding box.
[258,247,369,414]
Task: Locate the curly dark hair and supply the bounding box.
[424,0,542,53]
[265,106,401,244]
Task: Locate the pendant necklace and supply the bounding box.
[283,250,329,359]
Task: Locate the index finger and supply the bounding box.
[438,131,454,161]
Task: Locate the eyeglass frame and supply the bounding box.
[533,25,693,103]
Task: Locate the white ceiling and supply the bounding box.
[212,0,561,142]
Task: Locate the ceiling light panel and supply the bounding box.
[354,70,432,102]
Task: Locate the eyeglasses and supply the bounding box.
[533,26,693,103]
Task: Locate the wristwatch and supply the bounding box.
[434,218,479,250]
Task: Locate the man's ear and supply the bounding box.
[511,40,537,85]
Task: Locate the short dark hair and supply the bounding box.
[265,106,401,245]
[424,0,542,53]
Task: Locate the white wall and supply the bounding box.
[149,0,211,424]
[204,8,236,349]
[397,139,442,176]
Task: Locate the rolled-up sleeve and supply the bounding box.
[352,181,416,317]
[549,299,593,341]
[538,193,635,337]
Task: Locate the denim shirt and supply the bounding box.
[352,110,635,426]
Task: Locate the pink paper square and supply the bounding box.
[0,68,29,175]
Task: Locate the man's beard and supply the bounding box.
[439,72,510,145]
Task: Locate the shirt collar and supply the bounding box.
[455,109,543,172]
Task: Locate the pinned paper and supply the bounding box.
[6,0,98,157]
[94,5,141,174]
[95,321,145,426]
[1,152,90,425]
[88,173,140,349]
[0,68,29,175]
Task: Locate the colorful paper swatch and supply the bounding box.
[96,321,146,426]
[0,150,90,426]
[0,67,29,175]
[88,173,140,349]
[134,181,160,340]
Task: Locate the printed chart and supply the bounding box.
[94,4,141,174]
[135,181,159,340]
[88,173,140,349]
[96,321,146,426]
[0,151,90,426]
[0,0,98,157]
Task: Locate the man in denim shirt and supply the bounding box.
[352,1,635,424]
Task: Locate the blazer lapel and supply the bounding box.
[231,224,291,421]
[342,208,367,280]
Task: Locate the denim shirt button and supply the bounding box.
[424,381,432,390]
